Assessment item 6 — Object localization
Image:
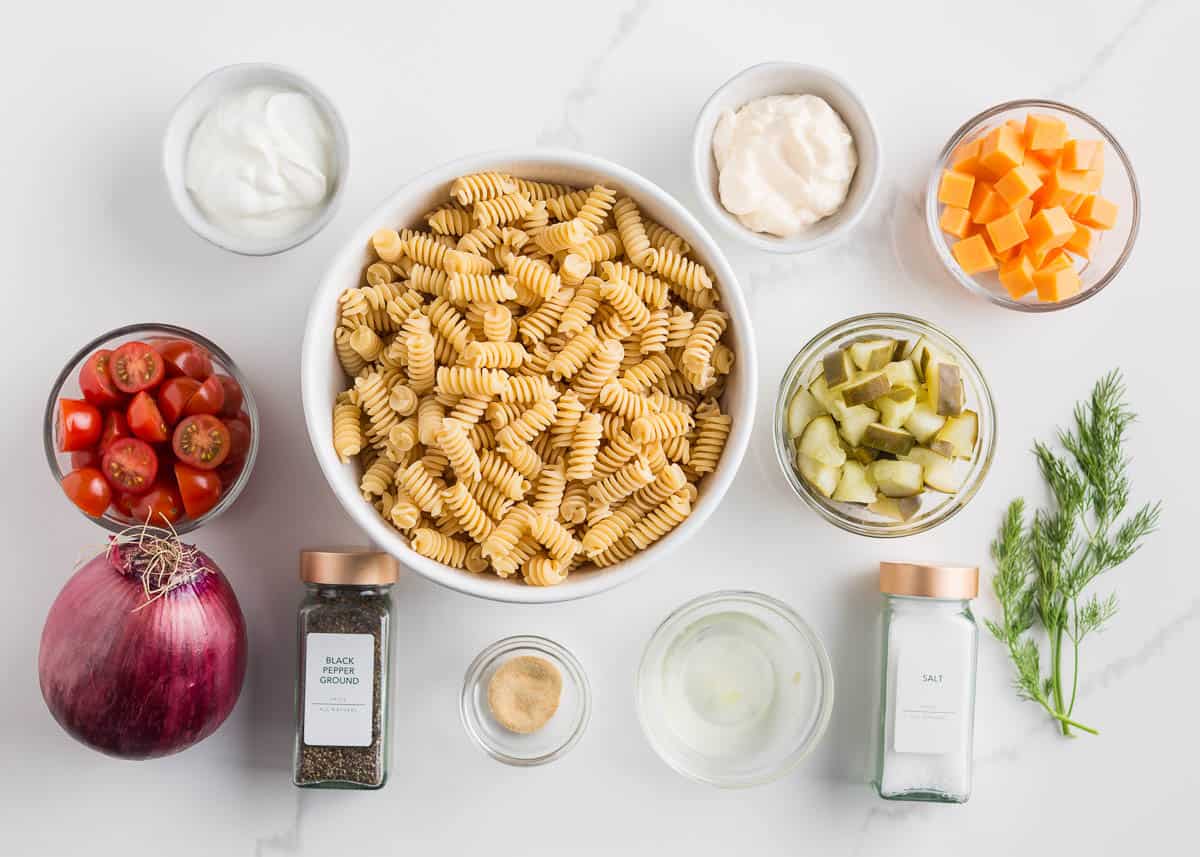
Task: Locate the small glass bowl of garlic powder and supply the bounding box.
[692,62,881,253]
[162,63,349,256]
[636,590,834,788]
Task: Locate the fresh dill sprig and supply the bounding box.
[988,371,1161,737]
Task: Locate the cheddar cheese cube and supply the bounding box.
[1016,198,1034,225]
[1062,139,1102,171]
[940,206,973,238]
[1064,221,1094,259]
[995,165,1043,205]
[1024,114,1069,151]
[1021,153,1051,181]
[938,170,976,209]
[979,124,1025,177]
[1075,195,1119,230]
[951,234,997,274]
[999,254,1037,300]
[970,188,1010,225]
[951,138,983,176]
[1026,206,1076,252]
[985,209,1029,253]
[1034,263,1082,302]
[1066,193,1087,217]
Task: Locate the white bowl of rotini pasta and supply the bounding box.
[301,150,756,603]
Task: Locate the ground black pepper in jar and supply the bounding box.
[293,549,397,789]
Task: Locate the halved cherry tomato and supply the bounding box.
[56,399,102,452]
[61,467,112,517]
[100,410,130,451]
[71,449,101,470]
[158,377,200,425]
[126,479,184,525]
[175,463,221,518]
[109,342,165,393]
[154,339,212,380]
[215,375,244,417]
[225,416,251,462]
[127,391,169,443]
[101,438,158,494]
[184,375,226,416]
[173,414,231,470]
[78,350,125,408]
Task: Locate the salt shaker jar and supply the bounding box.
[873,561,979,803]
[293,550,398,789]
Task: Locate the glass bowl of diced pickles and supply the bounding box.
[774,313,997,537]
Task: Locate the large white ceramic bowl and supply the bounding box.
[301,149,758,603]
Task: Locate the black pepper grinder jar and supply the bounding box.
[294,549,397,789]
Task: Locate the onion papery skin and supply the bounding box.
[38,548,247,760]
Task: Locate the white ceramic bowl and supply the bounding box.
[162,62,350,256]
[692,62,882,254]
[301,149,758,604]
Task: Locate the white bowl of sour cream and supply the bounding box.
[162,63,349,256]
[692,62,881,254]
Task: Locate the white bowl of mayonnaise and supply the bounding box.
[162,63,349,256]
[692,62,881,254]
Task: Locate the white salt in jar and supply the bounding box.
[873,561,979,803]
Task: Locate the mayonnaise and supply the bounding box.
[185,86,335,240]
[712,94,857,237]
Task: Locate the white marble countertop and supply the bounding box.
[2,1,1194,854]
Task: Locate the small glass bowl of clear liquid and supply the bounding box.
[636,590,835,788]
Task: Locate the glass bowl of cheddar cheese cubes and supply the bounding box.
[775,314,996,538]
[925,99,1139,312]
[301,150,756,603]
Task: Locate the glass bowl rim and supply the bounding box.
[43,322,260,535]
[924,97,1141,313]
[634,589,836,788]
[772,312,998,538]
[459,634,592,767]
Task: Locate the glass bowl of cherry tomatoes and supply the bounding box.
[43,323,258,534]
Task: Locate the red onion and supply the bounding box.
[38,529,247,759]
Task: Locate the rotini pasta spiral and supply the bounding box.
[565,411,603,481]
[515,178,573,202]
[621,352,674,393]
[653,247,714,291]
[599,275,651,331]
[448,272,517,304]
[473,192,534,228]
[428,206,473,236]
[549,390,584,450]
[546,189,591,221]
[461,340,527,369]
[435,366,511,396]
[496,398,558,445]
[481,503,535,561]
[332,402,364,463]
[645,219,692,256]
[572,184,616,235]
[534,219,589,253]
[597,379,655,419]
[626,491,692,550]
[437,417,481,483]
[516,285,574,346]
[638,308,669,355]
[691,402,732,476]
[547,325,600,382]
[557,277,602,336]
[587,455,655,506]
[399,460,446,516]
[498,375,557,403]
[571,339,623,404]
[450,172,518,206]
[529,513,581,563]
[592,430,641,479]
[411,528,470,568]
[441,481,495,542]
[506,254,561,299]
[612,197,656,270]
[479,449,532,500]
[497,432,543,480]
[371,228,405,263]
[681,309,729,391]
[522,553,567,586]
[581,506,637,557]
[600,261,670,310]
[574,229,623,263]
[631,410,694,444]
[482,303,514,343]
[531,459,567,518]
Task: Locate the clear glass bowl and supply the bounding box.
[925,99,1140,312]
[43,323,259,534]
[460,635,591,767]
[636,590,834,788]
[774,313,996,538]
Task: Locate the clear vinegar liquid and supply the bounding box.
[660,611,810,760]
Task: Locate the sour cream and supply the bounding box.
[712,94,857,237]
[185,86,335,240]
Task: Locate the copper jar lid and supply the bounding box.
[300,549,399,586]
[879,561,979,599]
